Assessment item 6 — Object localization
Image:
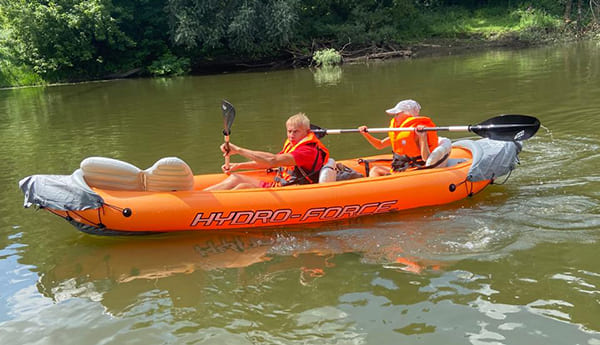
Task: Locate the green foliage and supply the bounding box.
[0,14,44,87]
[147,52,190,76]
[527,0,565,16]
[298,0,426,43]
[1,0,135,81]
[425,6,520,38]
[111,0,172,71]
[512,8,562,32]
[0,0,595,87]
[313,48,342,67]
[0,60,45,88]
[511,8,563,41]
[423,5,565,39]
[165,0,425,56]
[165,0,299,57]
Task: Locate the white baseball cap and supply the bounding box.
[385,99,421,116]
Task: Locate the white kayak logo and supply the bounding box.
[514,129,525,140]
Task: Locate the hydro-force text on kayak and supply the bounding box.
[191,200,398,227]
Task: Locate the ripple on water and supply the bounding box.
[551,270,600,296]
[520,134,599,177]
[503,194,600,231]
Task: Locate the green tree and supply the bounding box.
[165,0,299,57]
[296,0,425,45]
[111,0,172,71]
[1,0,594,86]
[1,0,134,80]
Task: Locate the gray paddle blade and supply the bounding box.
[222,100,236,135]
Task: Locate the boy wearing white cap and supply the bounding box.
[358,99,439,177]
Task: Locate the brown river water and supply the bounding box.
[0,40,599,344]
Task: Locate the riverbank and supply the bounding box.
[3,2,600,89]
[194,31,592,74]
[1,30,598,90]
[342,27,600,64]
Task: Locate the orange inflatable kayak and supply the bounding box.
[19,139,522,235]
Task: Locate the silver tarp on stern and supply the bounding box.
[18,169,103,211]
[454,138,522,182]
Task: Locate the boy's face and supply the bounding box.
[286,123,309,145]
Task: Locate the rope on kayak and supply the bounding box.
[453,177,475,197]
[491,169,513,185]
[41,203,134,232]
[47,208,105,229]
[39,202,107,229]
[102,203,122,212]
[103,203,133,217]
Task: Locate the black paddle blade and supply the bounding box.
[310,124,327,139]
[221,100,236,135]
[470,114,540,141]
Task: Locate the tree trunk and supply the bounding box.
[578,0,583,27]
[565,0,573,22]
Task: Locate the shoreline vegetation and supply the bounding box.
[1,1,599,89]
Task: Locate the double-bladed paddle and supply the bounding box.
[311,114,540,141]
[221,100,236,170]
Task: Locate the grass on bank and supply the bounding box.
[425,7,563,40]
[0,60,45,88]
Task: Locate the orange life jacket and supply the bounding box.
[276,132,330,186]
[388,115,438,158]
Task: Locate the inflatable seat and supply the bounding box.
[81,157,144,191]
[144,157,194,191]
[81,156,193,191]
[426,137,452,168]
[318,158,337,183]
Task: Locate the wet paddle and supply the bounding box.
[311,114,540,141]
[221,100,236,170]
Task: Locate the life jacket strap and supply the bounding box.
[391,153,424,172]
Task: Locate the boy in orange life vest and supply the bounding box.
[204,113,329,191]
[358,99,438,177]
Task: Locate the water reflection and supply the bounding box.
[38,222,449,313]
[2,41,600,344]
[3,216,600,343]
[312,66,343,86]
